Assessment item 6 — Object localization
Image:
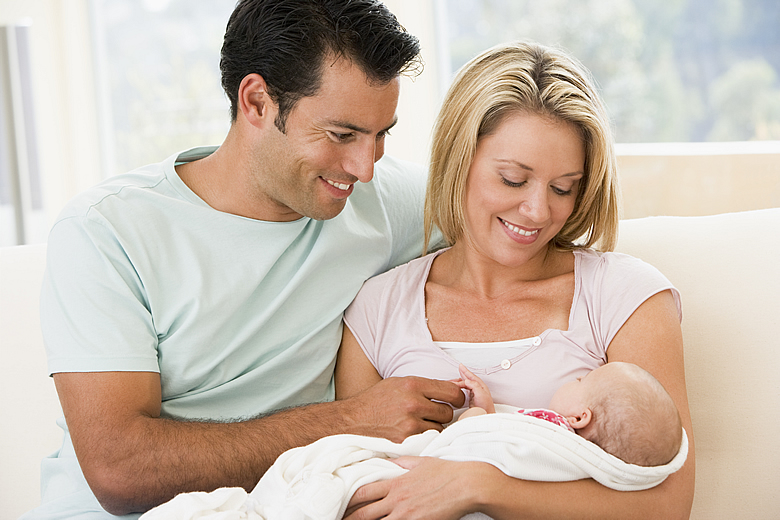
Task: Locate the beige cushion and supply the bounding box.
[616,208,780,520]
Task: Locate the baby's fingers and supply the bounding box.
[449,378,467,387]
[458,364,478,381]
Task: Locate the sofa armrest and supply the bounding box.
[616,209,780,520]
[0,243,63,518]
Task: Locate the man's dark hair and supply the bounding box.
[220,0,422,132]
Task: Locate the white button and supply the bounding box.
[533,337,542,346]
[501,359,511,369]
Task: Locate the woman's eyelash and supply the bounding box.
[501,176,574,196]
[500,177,525,188]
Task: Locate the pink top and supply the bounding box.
[344,248,681,409]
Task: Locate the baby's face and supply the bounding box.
[548,374,591,417]
[549,364,618,416]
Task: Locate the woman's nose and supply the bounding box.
[518,187,550,222]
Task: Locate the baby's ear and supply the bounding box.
[566,408,593,430]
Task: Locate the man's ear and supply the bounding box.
[566,408,593,430]
[237,73,276,128]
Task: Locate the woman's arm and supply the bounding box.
[346,290,695,520]
[480,289,695,519]
[335,325,382,400]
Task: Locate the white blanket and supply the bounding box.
[141,409,688,520]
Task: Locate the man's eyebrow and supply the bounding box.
[329,117,398,135]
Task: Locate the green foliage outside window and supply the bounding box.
[445,0,780,142]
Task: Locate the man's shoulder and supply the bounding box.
[346,154,427,234]
[370,155,427,197]
[54,152,181,222]
[373,154,426,179]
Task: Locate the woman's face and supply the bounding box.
[462,112,585,269]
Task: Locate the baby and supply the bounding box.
[457,361,683,467]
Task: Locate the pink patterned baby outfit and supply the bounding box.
[517,408,575,433]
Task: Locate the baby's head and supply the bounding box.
[549,362,682,466]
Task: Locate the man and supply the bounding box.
[23,1,463,518]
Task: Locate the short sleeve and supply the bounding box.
[343,271,393,374]
[578,251,682,351]
[41,215,160,374]
[342,254,436,379]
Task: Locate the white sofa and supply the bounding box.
[2,208,779,520]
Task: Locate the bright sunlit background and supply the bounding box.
[1,0,779,246]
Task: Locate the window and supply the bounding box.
[91,0,233,176]
[87,0,780,181]
[0,23,44,246]
[442,0,780,143]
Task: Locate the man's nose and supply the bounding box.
[343,140,377,184]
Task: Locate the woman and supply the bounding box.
[336,41,694,519]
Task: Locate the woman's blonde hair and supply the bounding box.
[424,41,620,253]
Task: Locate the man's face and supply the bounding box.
[253,57,400,221]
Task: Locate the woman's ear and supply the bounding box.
[237,73,276,128]
[566,408,593,430]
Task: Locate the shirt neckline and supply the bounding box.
[418,248,584,345]
[165,147,309,225]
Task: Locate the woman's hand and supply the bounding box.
[344,456,492,520]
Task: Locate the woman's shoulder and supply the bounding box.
[574,248,678,301]
[574,248,665,279]
[573,248,680,316]
[373,250,441,283]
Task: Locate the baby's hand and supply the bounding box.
[457,364,495,414]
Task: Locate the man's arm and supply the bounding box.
[55,369,464,515]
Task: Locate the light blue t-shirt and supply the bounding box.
[25,147,430,519]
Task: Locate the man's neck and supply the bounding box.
[175,130,297,222]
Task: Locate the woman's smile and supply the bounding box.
[462,112,585,268]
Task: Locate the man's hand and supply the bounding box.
[54,370,462,515]
[335,326,464,440]
[340,376,465,442]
